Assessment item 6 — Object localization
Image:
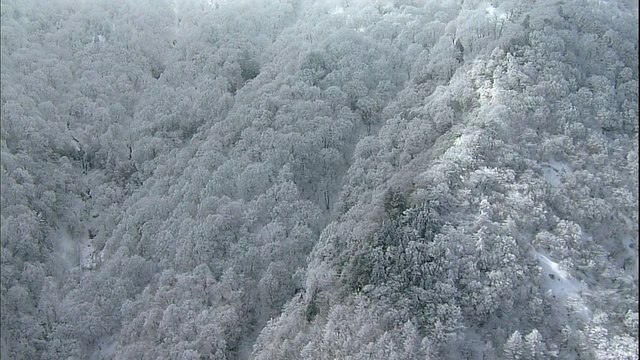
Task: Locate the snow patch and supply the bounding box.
[89,335,116,360]
[53,224,98,270]
[580,231,593,243]
[548,159,573,173]
[621,235,635,259]
[536,252,591,321]
[540,159,573,186]
[485,3,507,21]
[535,252,592,321]
[537,252,578,298]
[330,6,345,15]
[616,234,637,276]
[56,225,78,269]
[80,239,97,270]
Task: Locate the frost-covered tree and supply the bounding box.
[2,0,638,359]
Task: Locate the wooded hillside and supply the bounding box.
[1,0,637,359]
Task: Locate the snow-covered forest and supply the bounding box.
[0,0,638,358]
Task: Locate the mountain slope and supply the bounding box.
[1,0,637,359]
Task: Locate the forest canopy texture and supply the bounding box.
[0,0,638,359]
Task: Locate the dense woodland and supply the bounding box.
[1,0,638,359]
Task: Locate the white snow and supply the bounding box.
[485,3,507,21]
[56,225,79,269]
[80,240,97,270]
[540,159,573,186]
[548,159,573,173]
[616,234,637,277]
[540,167,560,186]
[537,252,578,297]
[330,6,345,15]
[89,335,117,360]
[621,235,635,259]
[53,223,98,270]
[535,252,591,320]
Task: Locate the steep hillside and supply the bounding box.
[1,0,637,359]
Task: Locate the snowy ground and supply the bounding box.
[535,251,592,321]
[54,221,112,357]
[540,159,573,187]
[56,225,78,270]
[80,238,98,270]
[89,335,117,360]
[615,234,637,279]
[534,159,594,319]
[54,224,99,270]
